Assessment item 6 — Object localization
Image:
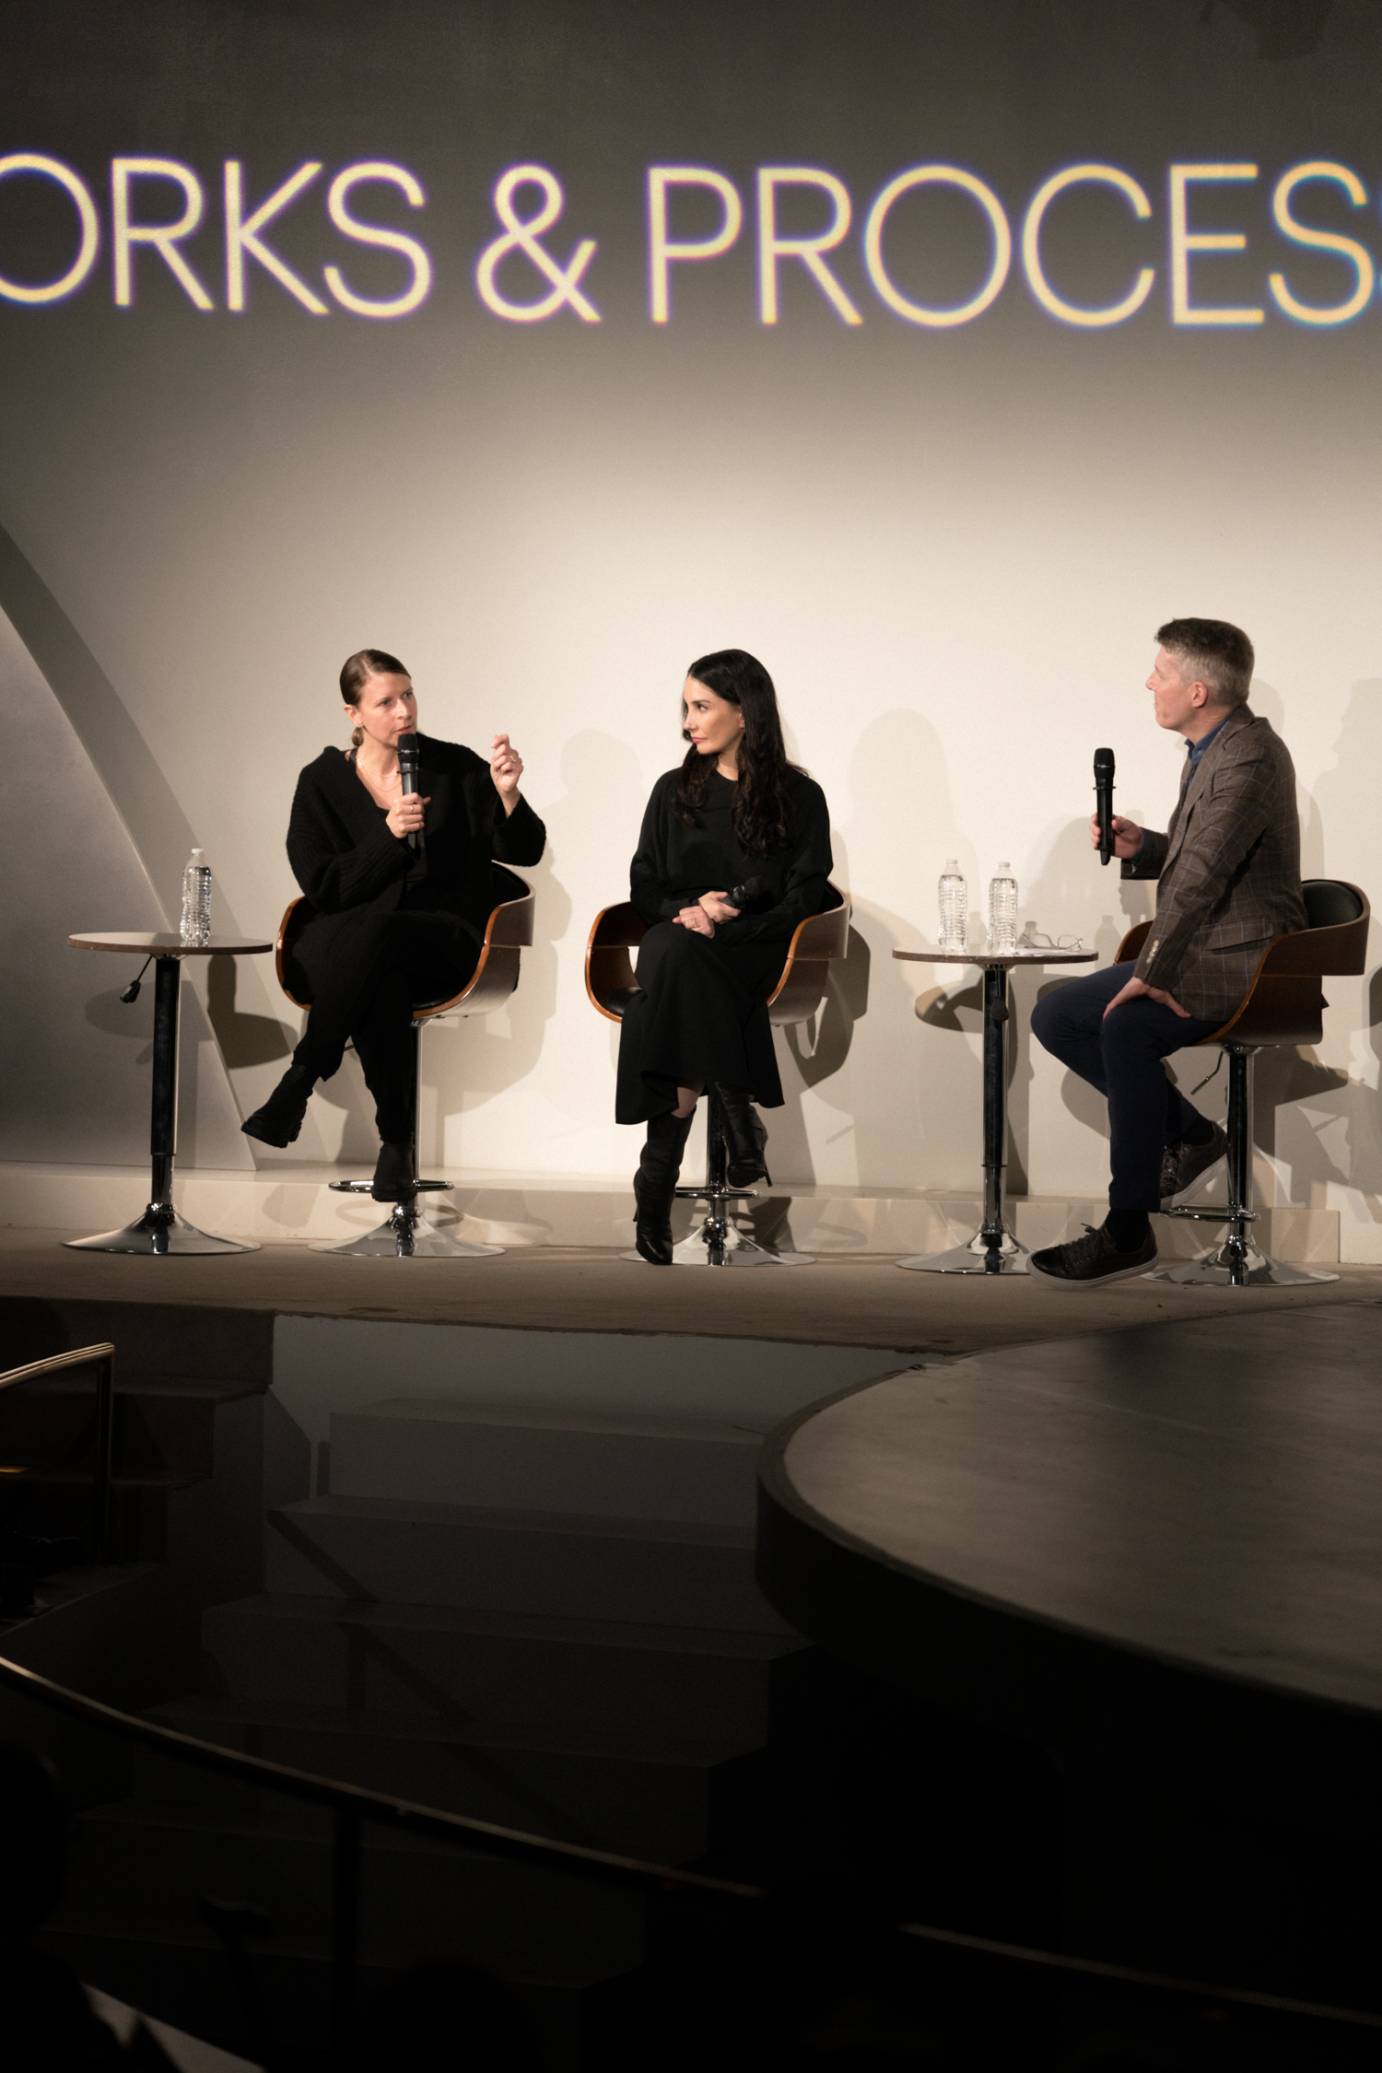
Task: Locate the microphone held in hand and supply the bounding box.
[1094,746,1115,867]
[397,732,424,853]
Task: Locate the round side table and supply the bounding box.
[892,943,1095,1274]
[65,933,272,1256]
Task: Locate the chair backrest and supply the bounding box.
[584,886,850,1026]
[1114,878,1369,1049]
[767,885,850,1026]
[275,867,535,1024]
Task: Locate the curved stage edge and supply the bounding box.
[758,1293,1382,1849]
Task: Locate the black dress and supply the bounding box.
[616,766,832,1125]
[284,736,546,1138]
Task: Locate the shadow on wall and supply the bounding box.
[1254,677,1382,1218]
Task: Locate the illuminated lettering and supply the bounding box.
[111,158,212,310]
[0,153,99,304]
[324,162,431,317]
[863,166,1011,327]
[225,160,327,314]
[1022,163,1155,327]
[1268,161,1373,326]
[475,165,599,322]
[647,167,742,323]
[1169,164,1263,326]
[756,168,862,325]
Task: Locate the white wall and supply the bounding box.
[3,0,1379,1252]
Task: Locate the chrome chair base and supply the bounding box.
[896,1227,1027,1275]
[316,1178,503,1260]
[66,1203,257,1256]
[1153,1235,1337,1290]
[656,1179,813,1267]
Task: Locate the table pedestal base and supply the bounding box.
[896,1227,1028,1275]
[65,1203,257,1257]
[315,1178,502,1260]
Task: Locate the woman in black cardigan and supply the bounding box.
[620,648,832,1263]
[242,648,545,1198]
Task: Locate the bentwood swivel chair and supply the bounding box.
[275,869,535,1258]
[1115,878,1369,1287]
[585,889,850,1265]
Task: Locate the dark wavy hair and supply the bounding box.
[674,648,799,854]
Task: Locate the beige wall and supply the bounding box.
[3,0,1379,1252]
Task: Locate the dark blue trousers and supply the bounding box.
[1030,962,1221,1213]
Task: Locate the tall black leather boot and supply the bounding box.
[633,1109,694,1265]
[711,1085,770,1187]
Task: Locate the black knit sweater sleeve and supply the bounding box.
[629,772,687,925]
[492,792,547,867]
[286,757,411,912]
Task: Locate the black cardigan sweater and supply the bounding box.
[629,766,832,945]
[286,736,546,943]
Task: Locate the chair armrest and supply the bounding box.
[586,902,649,1022]
[1115,919,1151,963]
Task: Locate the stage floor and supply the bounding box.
[1,1223,1379,1356]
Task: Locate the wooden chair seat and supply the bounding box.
[1112,878,1369,1287]
[271,869,535,1259]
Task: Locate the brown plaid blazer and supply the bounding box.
[1121,707,1306,1021]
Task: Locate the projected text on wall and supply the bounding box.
[0,153,1374,330]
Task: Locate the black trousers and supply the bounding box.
[1030,961,1221,1213]
[293,907,479,1141]
[615,922,784,1126]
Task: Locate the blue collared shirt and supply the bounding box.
[1185,714,1231,778]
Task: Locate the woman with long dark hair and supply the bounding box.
[241,648,545,1198]
[619,648,832,1263]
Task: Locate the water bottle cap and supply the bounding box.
[190,848,205,862]
[996,862,1011,873]
[943,858,959,873]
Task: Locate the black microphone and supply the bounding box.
[397,732,424,854]
[1094,746,1115,866]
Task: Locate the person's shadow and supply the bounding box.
[1252,679,1382,1227]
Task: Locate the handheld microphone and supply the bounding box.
[397,732,423,854]
[727,874,767,911]
[1094,747,1115,867]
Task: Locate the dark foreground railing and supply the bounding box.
[3,1345,1380,2066]
[0,1340,115,1562]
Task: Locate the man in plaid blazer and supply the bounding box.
[1029,618,1305,1286]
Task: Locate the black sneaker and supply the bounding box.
[1029,1223,1157,1287]
[1159,1122,1228,1206]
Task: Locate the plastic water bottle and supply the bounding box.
[179,849,212,947]
[938,859,967,951]
[988,862,1018,953]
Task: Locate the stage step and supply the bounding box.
[200,1593,806,1741]
[329,1398,762,1527]
[133,1695,745,1862]
[0,1376,261,1478]
[63,1795,647,1978]
[266,1492,795,1633]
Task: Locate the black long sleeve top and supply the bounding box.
[629,766,832,945]
[286,735,545,938]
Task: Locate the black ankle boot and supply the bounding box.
[241,1061,316,1148]
[712,1085,770,1187]
[633,1110,694,1265]
[371,1141,415,1203]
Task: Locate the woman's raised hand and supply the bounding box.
[491,733,524,805]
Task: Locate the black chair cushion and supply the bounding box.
[1303,880,1362,928]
